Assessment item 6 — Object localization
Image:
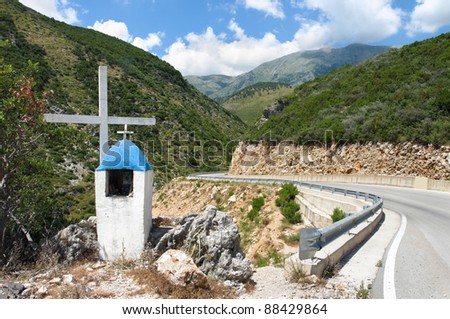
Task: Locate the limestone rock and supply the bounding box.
[50,220,97,263]
[154,206,253,283]
[229,141,450,180]
[49,277,61,285]
[156,249,208,288]
[62,274,74,284]
[0,283,25,299]
[36,285,48,297]
[228,194,237,204]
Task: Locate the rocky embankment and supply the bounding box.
[229,141,450,180]
[0,207,254,299]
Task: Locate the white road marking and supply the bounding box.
[383,211,407,299]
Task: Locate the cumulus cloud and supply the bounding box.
[162,20,299,76]
[89,20,163,52]
[295,0,403,45]
[163,0,404,76]
[89,20,132,42]
[132,32,164,52]
[242,0,285,19]
[19,0,80,24]
[406,0,450,36]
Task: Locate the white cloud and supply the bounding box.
[89,20,132,42]
[89,20,163,53]
[296,0,403,45]
[19,0,80,24]
[242,0,285,19]
[406,0,450,36]
[163,1,404,76]
[228,19,246,40]
[132,32,164,52]
[162,20,299,76]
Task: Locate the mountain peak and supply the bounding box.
[186,44,391,100]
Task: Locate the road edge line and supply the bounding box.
[383,210,407,299]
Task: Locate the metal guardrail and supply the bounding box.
[187,173,383,260]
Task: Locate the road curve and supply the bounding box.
[334,184,450,299]
[191,173,450,299]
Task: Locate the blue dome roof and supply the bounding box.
[96,139,152,171]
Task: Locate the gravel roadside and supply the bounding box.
[240,209,400,299]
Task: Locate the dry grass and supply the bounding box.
[91,290,116,299]
[49,284,90,299]
[128,267,237,299]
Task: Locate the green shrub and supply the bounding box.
[276,183,299,207]
[276,183,302,224]
[281,201,302,224]
[331,207,346,223]
[251,196,265,211]
[247,208,259,221]
[247,196,265,221]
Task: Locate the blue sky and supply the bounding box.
[19,0,450,76]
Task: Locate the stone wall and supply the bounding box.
[229,142,450,180]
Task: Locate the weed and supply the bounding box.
[356,281,370,299]
[214,195,222,205]
[283,232,300,245]
[34,243,60,272]
[254,249,284,268]
[239,220,253,251]
[254,253,270,268]
[286,259,307,283]
[55,284,89,299]
[111,246,136,270]
[137,245,155,268]
[247,209,260,221]
[247,196,265,221]
[376,260,383,267]
[322,260,339,279]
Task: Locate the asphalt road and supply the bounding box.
[192,173,450,299]
[334,184,450,299]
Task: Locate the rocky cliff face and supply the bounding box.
[229,142,450,180]
[256,99,289,128]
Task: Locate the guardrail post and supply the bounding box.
[299,228,322,260]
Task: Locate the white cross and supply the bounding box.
[44,66,156,162]
[117,124,134,140]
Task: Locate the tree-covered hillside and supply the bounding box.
[252,33,450,145]
[222,82,293,125]
[1,0,245,179]
[0,0,244,265]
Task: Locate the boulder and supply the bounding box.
[51,220,97,263]
[0,283,24,299]
[156,249,208,288]
[154,206,253,283]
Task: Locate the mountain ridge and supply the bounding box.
[186,43,392,100]
[252,32,450,145]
